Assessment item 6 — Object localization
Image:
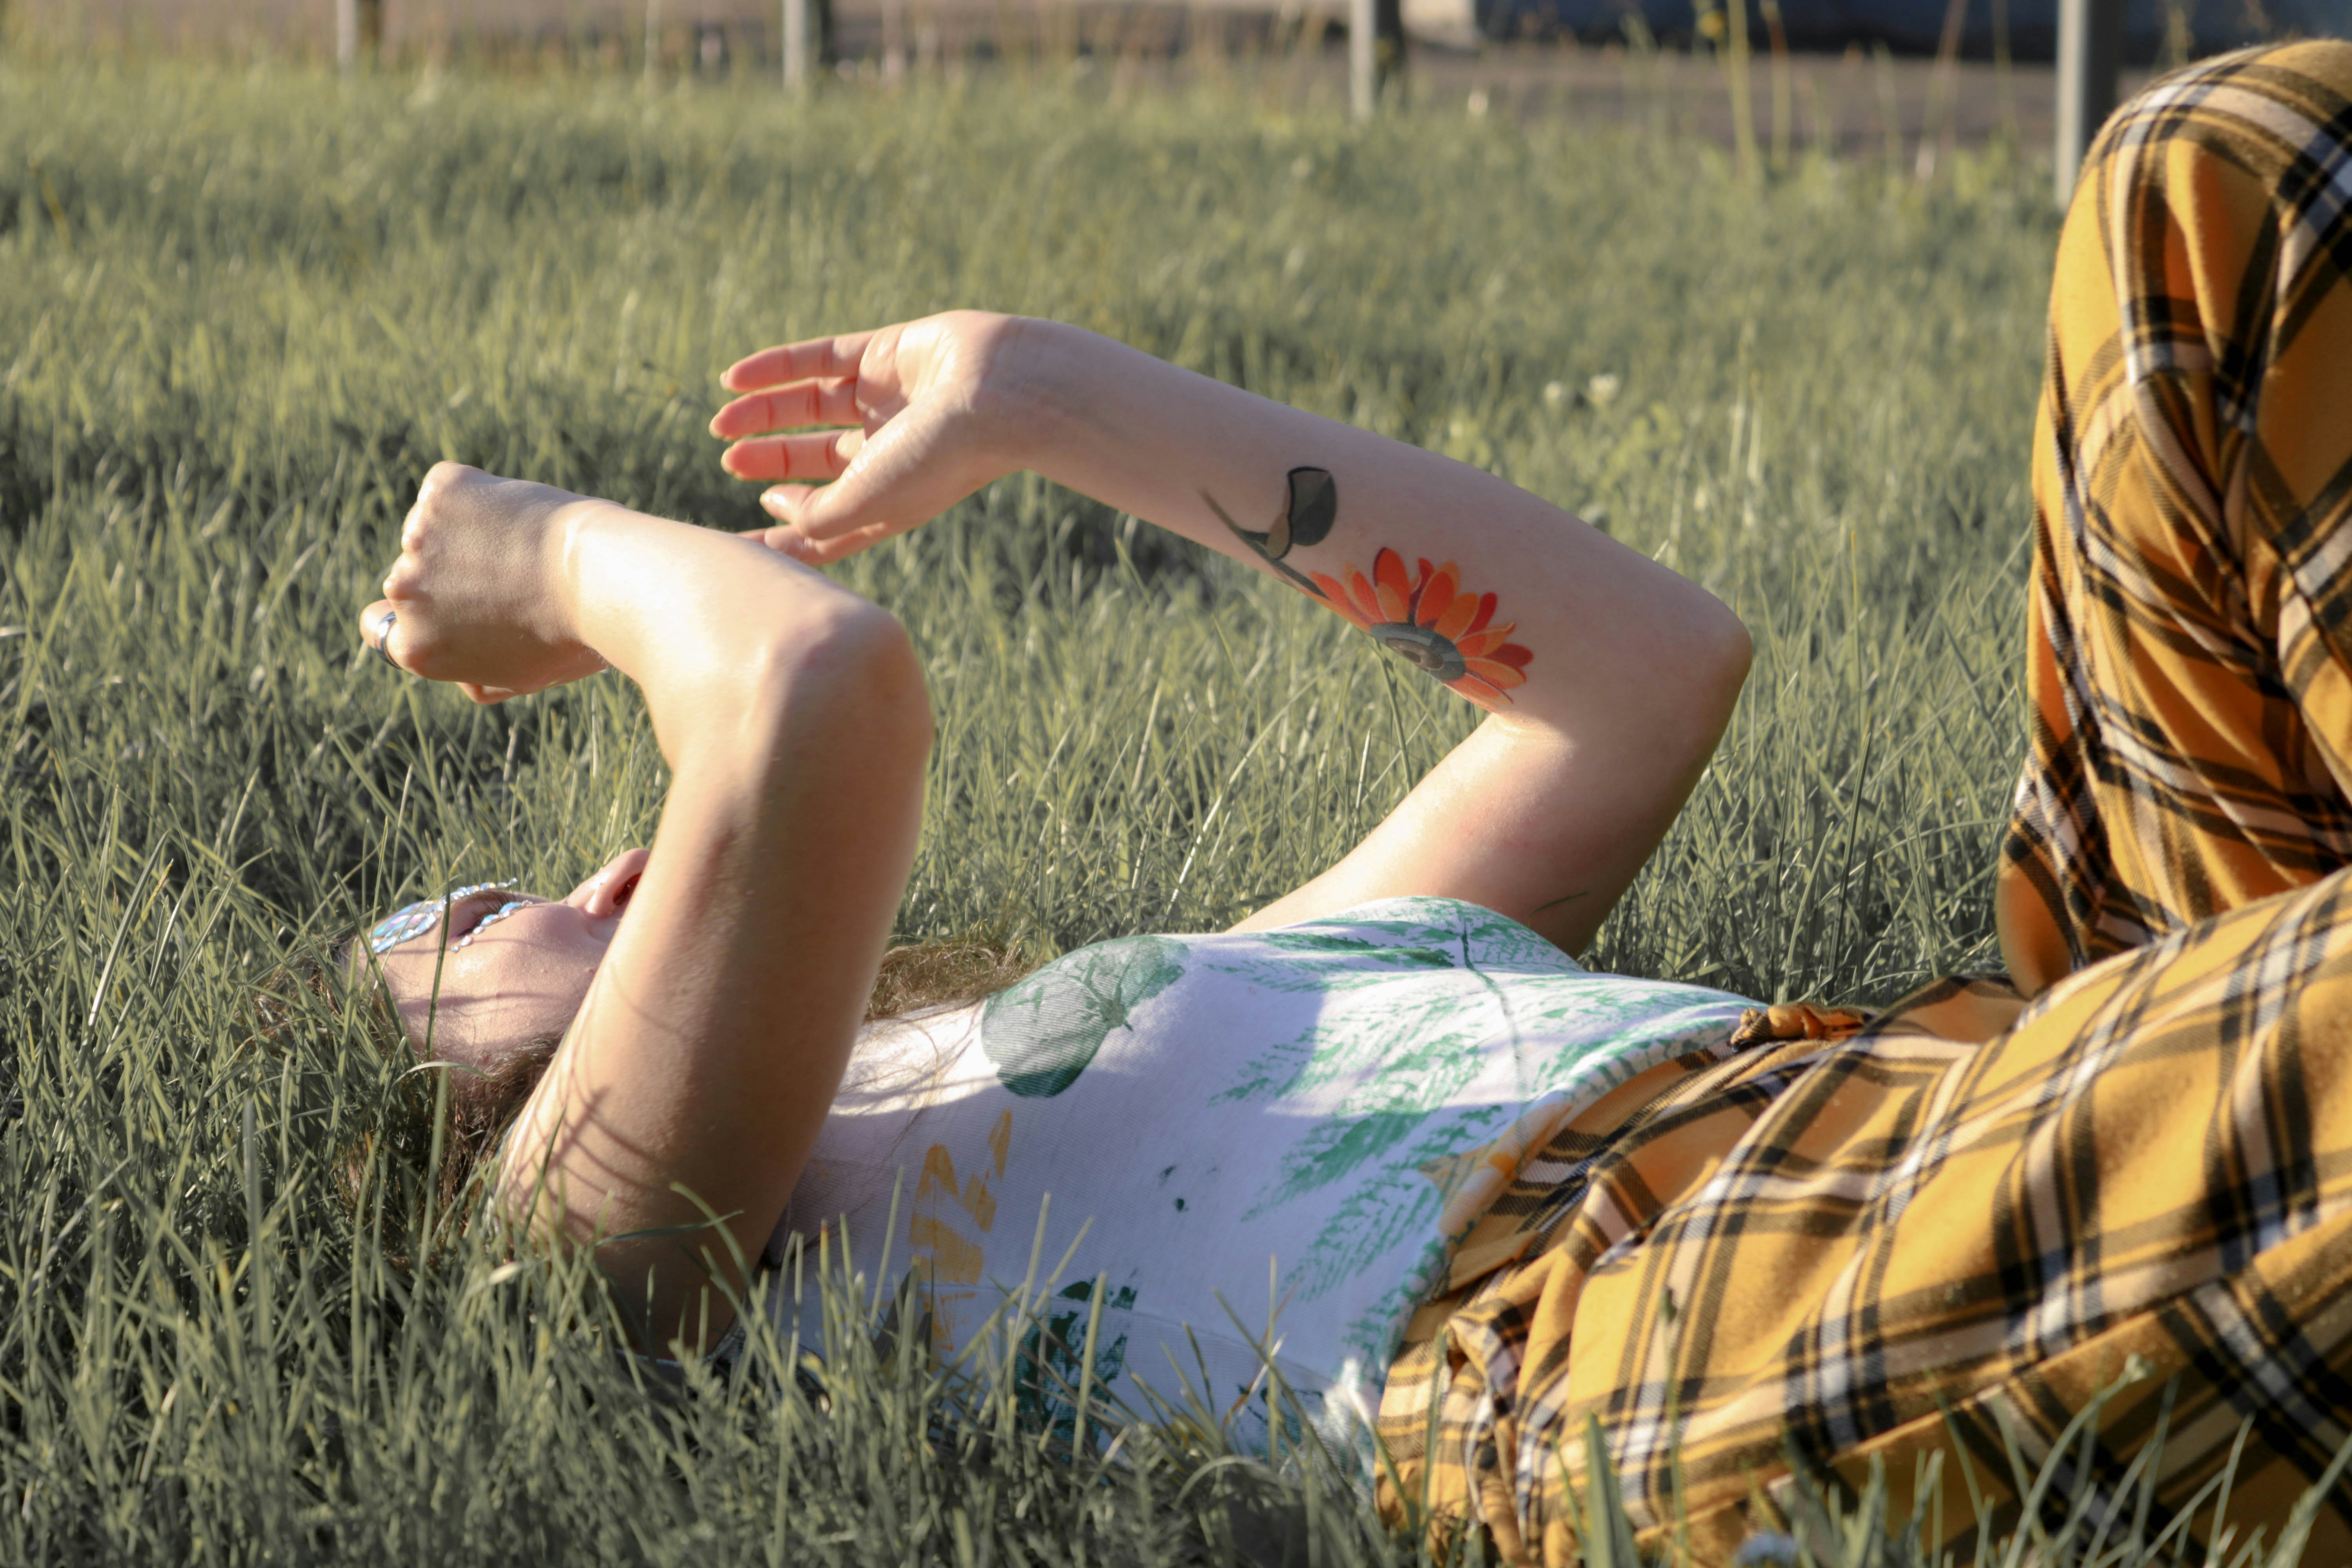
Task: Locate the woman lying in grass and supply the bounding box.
[357,40,2352,1563]
[356,305,1769,1452]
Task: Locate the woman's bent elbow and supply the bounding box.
[1663,595,1751,755]
[744,604,933,762]
[1705,600,1754,701]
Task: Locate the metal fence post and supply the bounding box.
[336,0,382,73]
[783,0,831,91]
[1349,0,1404,120]
[2054,0,2123,205]
[784,0,808,88]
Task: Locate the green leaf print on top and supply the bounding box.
[1217,989,1497,1109]
[1015,1279,1136,1445]
[982,936,1188,1098]
[1216,904,1577,996]
[1276,1106,1505,1303]
[1255,933,1460,971]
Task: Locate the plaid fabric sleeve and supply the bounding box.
[1999,40,2352,996]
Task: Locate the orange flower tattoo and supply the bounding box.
[1310,548,1532,708]
[1204,470,1534,709]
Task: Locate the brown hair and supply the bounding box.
[265,933,1039,1236]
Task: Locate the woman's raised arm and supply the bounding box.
[714,315,1746,953]
[362,463,931,1347]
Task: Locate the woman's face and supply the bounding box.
[368,848,650,1066]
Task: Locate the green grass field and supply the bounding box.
[7,53,2302,1567]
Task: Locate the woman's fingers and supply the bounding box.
[716,317,1003,564]
[357,597,407,671]
[761,397,989,557]
[737,510,828,562]
[708,376,864,441]
[744,512,900,566]
[719,332,878,396]
[358,592,596,695]
[719,428,865,484]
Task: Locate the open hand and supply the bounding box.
[711,310,1038,564]
[359,463,607,704]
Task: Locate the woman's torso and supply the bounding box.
[763,897,1757,1460]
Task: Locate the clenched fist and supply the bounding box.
[359,462,608,704]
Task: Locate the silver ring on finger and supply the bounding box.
[373,608,404,673]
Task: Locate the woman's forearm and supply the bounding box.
[994,321,1748,950]
[1004,320,1749,737]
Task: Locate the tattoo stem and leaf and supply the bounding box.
[1204,466,1535,710]
[1202,466,1338,595]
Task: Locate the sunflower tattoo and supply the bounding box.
[1205,468,1534,710]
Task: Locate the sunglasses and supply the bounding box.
[365,880,519,955]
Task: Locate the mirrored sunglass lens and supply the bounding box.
[367,900,443,955]
[365,881,516,955]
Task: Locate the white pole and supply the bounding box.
[784,0,809,89]
[882,0,906,79]
[1348,0,1403,120]
[336,0,360,72]
[2054,0,2123,206]
[1349,0,1375,120]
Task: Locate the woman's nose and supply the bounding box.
[570,848,652,919]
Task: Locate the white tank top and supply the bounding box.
[761,897,1756,1466]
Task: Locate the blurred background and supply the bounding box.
[12,0,2349,169]
[27,0,2352,56]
